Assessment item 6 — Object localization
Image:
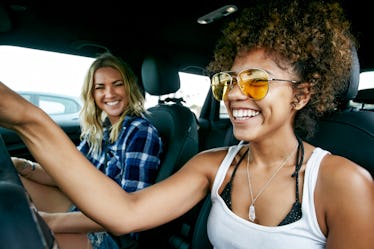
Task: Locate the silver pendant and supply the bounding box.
[249,204,256,221]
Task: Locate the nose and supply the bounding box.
[226,79,245,100]
[104,86,115,97]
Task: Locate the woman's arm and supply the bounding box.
[0,81,213,235]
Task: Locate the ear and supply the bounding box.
[292,82,312,110]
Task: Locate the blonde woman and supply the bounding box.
[11,53,163,249]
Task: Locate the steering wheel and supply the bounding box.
[0,135,58,249]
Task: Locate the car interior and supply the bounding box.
[0,0,373,248]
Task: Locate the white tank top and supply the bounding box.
[207,143,328,249]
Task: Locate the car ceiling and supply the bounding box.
[0,0,373,76]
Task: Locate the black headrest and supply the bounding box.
[141,56,180,96]
[354,88,374,104]
[340,47,360,103]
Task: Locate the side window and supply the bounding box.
[145,72,211,117]
[178,72,210,117]
[39,99,66,115]
[39,96,81,115]
[0,45,93,123]
[0,45,93,106]
[219,102,229,119]
[19,92,82,116]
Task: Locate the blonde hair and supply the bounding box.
[79,52,145,156]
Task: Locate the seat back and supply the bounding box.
[306,111,374,175]
[0,135,57,249]
[145,104,199,182]
[306,48,374,176]
[141,55,199,182]
[136,55,199,248]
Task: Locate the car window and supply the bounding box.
[179,72,211,116]
[39,96,80,115]
[145,72,211,117]
[19,92,81,115]
[0,46,94,98]
[0,45,211,117]
[359,71,374,90]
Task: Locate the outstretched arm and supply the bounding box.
[0,81,211,235]
[0,82,134,233]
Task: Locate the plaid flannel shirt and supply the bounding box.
[77,115,163,192]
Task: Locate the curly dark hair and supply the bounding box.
[207,0,357,138]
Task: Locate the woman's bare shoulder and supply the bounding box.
[315,152,374,243]
[316,153,373,209]
[319,154,372,185]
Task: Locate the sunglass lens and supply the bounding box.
[239,69,269,100]
[211,69,270,101]
[211,72,231,101]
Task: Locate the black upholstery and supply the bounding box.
[136,55,200,248]
[306,111,374,174]
[0,135,57,249]
[354,88,374,104]
[141,55,199,182]
[353,88,374,111]
[141,56,180,97]
[306,47,374,176]
[145,105,199,182]
[190,194,213,249]
[336,47,361,109]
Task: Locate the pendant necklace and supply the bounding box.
[246,144,298,222]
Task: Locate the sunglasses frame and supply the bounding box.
[211,68,300,101]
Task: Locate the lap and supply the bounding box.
[55,233,92,249]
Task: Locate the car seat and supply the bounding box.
[141,55,199,182]
[0,135,58,249]
[135,55,200,248]
[305,47,374,176]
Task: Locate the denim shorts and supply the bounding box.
[88,232,120,249]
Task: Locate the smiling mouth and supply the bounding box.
[106,101,120,106]
[232,109,260,119]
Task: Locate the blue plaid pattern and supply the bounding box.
[78,115,163,192]
[76,115,163,249]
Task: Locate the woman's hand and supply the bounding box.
[38,211,57,231]
[11,157,35,176]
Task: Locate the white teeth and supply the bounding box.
[106,101,119,106]
[232,109,259,118]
